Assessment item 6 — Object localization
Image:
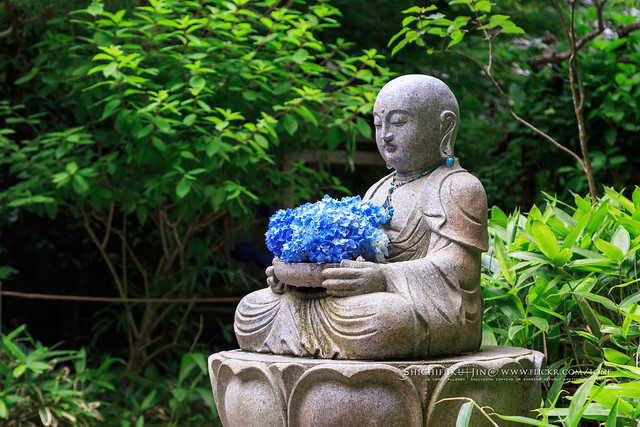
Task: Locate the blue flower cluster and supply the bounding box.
[265,195,390,264]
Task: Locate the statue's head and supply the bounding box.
[373,75,459,173]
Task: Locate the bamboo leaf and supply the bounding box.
[531,220,560,259]
[604,395,619,427]
[611,225,630,255]
[594,238,624,263]
[566,367,600,427]
[456,401,473,427]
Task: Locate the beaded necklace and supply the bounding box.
[382,160,447,222]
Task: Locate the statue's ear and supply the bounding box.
[439,110,457,158]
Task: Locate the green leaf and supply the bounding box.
[273,82,291,95]
[0,399,8,419]
[153,116,172,133]
[566,367,600,427]
[189,75,206,90]
[102,98,121,120]
[14,70,38,85]
[183,114,197,126]
[603,348,633,365]
[12,364,27,377]
[531,220,560,259]
[87,2,104,16]
[545,364,567,407]
[103,61,118,77]
[551,248,572,267]
[578,298,602,339]
[151,137,167,152]
[72,175,90,194]
[242,90,258,101]
[561,213,590,250]
[508,324,525,341]
[495,239,516,285]
[527,316,549,332]
[447,30,464,48]
[176,177,191,198]
[455,401,473,427]
[254,134,269,149]
[611,225,630,255]
[281,114,298,136]
[605,395,619,427]
[573,291,617,311]
[391,37,410,56]
[491,414,557,426]
[594,238,624,263]
[355,117,371,139]
[292,49,309,64]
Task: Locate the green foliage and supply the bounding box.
[97,352,219,426]
[0,324,219,426]
[386,0,640,209]
[482,187,640,425]
[0,325,106,425]
[0,0,391,372]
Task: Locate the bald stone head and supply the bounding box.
[373,75,459,176]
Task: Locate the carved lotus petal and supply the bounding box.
[215,361,286,427]
[288,364,422,427]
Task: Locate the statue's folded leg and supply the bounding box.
[303,292,419,359]
[234,288,306,356]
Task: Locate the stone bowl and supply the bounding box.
[272,258,340,288]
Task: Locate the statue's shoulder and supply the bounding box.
[442,169,487,205]
[422,166,489,251]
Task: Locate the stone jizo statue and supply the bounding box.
[234,74,488,360]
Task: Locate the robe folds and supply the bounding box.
[234,163,488,359]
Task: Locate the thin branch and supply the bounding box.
[101,201,115,248]
[81,208,140,338]
[433,397,500,427]
[0,290,241,303]
[553,0,598,198]
[527,0,606,71]
[442,48,585,168]
[617,20,640,38]
[144,301,194,365]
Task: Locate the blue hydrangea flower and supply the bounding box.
[265,195,390,263]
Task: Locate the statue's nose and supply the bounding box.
[383,133,393,143]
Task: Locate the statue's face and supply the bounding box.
[373,91,439,174]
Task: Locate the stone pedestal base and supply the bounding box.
[208,346,545,427]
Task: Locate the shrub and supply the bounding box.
[0,0,391,372]
[482,187,640,425]
[0,325,108,425]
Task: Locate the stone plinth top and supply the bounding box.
[214,345,539,365]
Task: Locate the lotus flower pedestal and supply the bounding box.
[208,346,545,427]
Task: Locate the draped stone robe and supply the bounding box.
[234,161,488,359]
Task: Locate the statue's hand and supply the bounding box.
[266,264,287,294]
[322,260,387,297]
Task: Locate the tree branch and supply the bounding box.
[527,0,606,72]
[616,19,640,38]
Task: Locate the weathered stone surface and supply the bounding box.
[209,346,545,427]
[234,75,489,360]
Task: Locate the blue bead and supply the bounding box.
[447,157,454,166]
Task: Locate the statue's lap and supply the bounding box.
[235,288,417,359]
